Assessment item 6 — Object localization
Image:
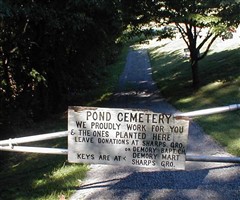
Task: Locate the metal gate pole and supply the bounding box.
[186,154,240,163]
[0,146,68,155]
[175,104,240,117]
[0,131,68,147]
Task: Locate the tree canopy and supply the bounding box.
[122,0,240,88]
[0,0,124,124]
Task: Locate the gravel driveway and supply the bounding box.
[70,49,240,200]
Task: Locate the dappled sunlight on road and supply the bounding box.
[74,164,239,200]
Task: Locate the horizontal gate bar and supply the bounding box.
[0,145,239,163]
[0,104,239,147]
[0,104,239,165]
[0,146,68,155]
[0,131,68,147]
[175,104,240,117]
[186,154,240,163]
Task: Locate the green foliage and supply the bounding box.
[0,0,124,126]
[69,44,128,106]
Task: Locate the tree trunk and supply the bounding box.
[191,59,200,89]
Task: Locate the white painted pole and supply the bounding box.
[0,131,68,146]
[0,146,68,155]
[1,146,239,163]
[174,104,240,118]
[186,154,240,163]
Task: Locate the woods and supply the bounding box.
[0,0,124,125]
[1,0,240,126]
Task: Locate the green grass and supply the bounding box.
[147,38,240,156]
[0,44,127,200]
[0,116,89,200]
[0,152,88,200]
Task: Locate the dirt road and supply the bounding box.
[70,49,240,200]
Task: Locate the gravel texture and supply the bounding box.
[70,49,240,200]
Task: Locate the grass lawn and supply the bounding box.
[0,45,127,200]
[0,117,88,200]
[145,36,240,156]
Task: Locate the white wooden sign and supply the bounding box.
[68,106,189,170]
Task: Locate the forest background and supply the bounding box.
[0,1,128,129]
[1,0,240,130]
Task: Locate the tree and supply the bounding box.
[122,0,240,88]
[0,0,124,124]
